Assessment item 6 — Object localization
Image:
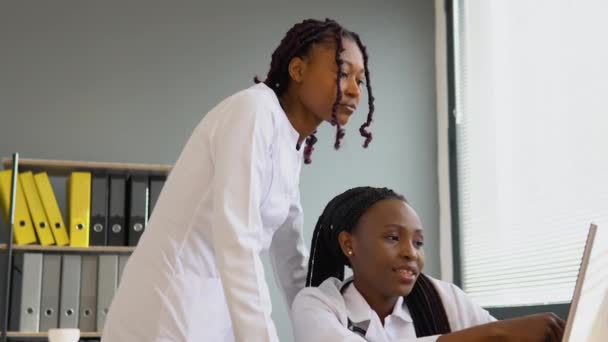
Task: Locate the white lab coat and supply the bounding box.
[292,276,496,342]
[101,83,308,342]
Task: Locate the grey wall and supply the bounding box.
[0,1,437,340]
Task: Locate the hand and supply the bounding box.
[438,312,566,342]
[490,313,566,342]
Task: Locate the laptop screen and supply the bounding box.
[563,224,607,342]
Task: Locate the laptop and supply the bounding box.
[562,223,607,341]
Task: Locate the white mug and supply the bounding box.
[47,328,80,342]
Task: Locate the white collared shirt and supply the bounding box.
[292,276,496,342]
[102,83,308,342]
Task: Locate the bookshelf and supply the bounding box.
[1,154,171,341]
[2,331,102,339]
[0,244,135,254]
[2,158,171,176]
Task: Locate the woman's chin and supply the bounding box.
[333,112,352,126]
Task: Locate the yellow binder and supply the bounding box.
[20,171,55,246]
[0,170,38,245]
[68,171,91,247]
[34,172,70,246]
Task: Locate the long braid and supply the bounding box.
[255,18,374,163]
[332,29,346,150]
[303,132,317,165]
[352,33,375,147]
[406,274,452,336]
[306,186,451,337]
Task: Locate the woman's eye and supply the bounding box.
[414,240,425,248]
[338,71,348,78]
[356,79,365,86]
[386,235,399,242]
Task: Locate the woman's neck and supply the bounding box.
[279,92,323,144]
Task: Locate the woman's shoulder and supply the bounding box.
[426,274,469,299]
[425,275,496,327]
[223,83,281,114]
[292,278,346,313]
[204,83,281,131]
[426,274,494,318]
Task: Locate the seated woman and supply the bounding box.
[292,186,565,342]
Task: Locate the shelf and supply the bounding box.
[2,331,101,338]
[2,158,171,176]
[0,244,135,253]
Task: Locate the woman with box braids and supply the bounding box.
[255,18,375,163]
[102,18,377,342]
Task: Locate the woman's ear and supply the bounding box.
[338,231,354,258]
[288,56,306,83]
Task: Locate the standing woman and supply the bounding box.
[102,18,376,341]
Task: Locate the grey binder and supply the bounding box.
[108,175,127,246]
[78,255,98,332]
[0,254,5,330]
[127,175,148,246]
[118,254,130,285]
[148,176,165,219]
[9,253,43,332]
[39,254,61,332]
[97,254,118,331]
[59,254,81,328]
[90,174,109,246]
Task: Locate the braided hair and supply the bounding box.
[306,186,452,337]
[254,18,375,164]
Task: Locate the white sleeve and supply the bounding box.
[292,289,368,342]
[269,187,308,307]
[211,94,278,342]
[444,283,496,330]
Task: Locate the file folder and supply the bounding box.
[59,255,81,328]
[10,253,43,332]
[68,172,91,247]
[118,254,130,285]
[127,175,148,246]
[39,254,61,332]
[79,255,98,332]
[0,256,5,329]
[20,172,55,246]
[0,170,37,245]
[148,176,165,219]
[97,254,118,330]
[34,172,69,246]
[90,174,108,246]
[108,175,126,246]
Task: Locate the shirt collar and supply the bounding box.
[391,296,413,323]
[255,82,301,152]
[342,279,413,325]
